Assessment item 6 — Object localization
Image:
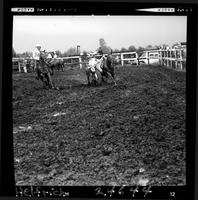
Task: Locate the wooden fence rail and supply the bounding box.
[158,48,186,71]
[13,47,187,73]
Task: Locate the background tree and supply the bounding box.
[82,50,88,55]
[137,46,145,53]
[120,47,127,52]
[145,45,153,50]
[22,51,32,58]
[81,51,88,61]
[62,51,68,57]
[55,50,62,57]
[16,51,32,58]
[113,48,120,53]
[98,38,111,54]
[160,44,170,49]
[99,38,106,48]
[128,45,137,52]
[63,47,77,56]
[153,45,161,50]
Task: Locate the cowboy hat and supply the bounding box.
[35,44,41,47]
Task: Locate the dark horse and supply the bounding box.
[100,54,116,85]
[49,59,64,73]
[35,53,57,89]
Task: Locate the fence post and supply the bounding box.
[121,53,124,66]
[18,62,20,72]
[18,63,21,73]
[24,64,27,73]
[170,50,172,69]
[162,51,166,66]
[180,49,183,71]
[174,50,176,69]
[79,56,82,69]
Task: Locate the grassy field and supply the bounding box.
[13,64,186,186]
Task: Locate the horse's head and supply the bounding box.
[40,51,48,60]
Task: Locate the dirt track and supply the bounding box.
[13,64,186,186]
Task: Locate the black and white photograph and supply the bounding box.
[12,15,187,186]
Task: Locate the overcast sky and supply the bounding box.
[13,15,187,53]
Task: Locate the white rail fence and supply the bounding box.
[13,47,187,73]
[158,48,186,71]
[120,52,139,66]
[62,56,82,68]
[138,50,160,65]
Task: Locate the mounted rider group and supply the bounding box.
[32,44,116,89]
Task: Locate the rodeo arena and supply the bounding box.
[13,42,186,186]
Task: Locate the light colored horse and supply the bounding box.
[85,55,116,86]
[85,57,103,86]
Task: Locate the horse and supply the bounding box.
[48,58,64,73]
[35,52,57,89]
[85,57,102,86]
[98,54,117,85]
[85,54,116,86]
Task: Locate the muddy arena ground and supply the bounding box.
[13,64,186,186]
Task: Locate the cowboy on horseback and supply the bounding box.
[98,50,117,85]
[86,49,116,86]
[85,51,102,85]
[88,51,103,71]
[32,44,56,89]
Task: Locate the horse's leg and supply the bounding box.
[40,74,48,89]
[36,69,46,87]
[107,71,117,86]
[48,64,54,75]
[93,74,97,86]
[51,66,54,75]
[35,62,41,79]
[92,72,99,86]
[87,75,91,86]
[35,67,41,80]
[101,71,105,82]
[101,69,108,83]
[101,75,105,82]
[86,71,91,86]
[111,68,115,78]
[59,64,61,71]
[94,73,98,81]
[45,72,54,89]
[48,73,54,89]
